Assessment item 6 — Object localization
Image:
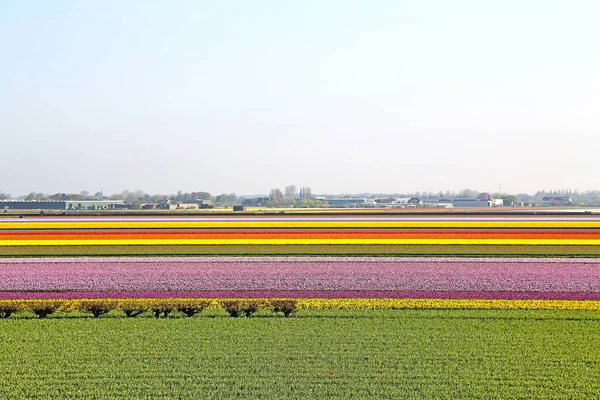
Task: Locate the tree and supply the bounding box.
[195,192,212,200]
[498,194,517,207]
[458,189,478,198]
[270,188,283,200]
[215,193,237,205]
[284,185,297,198]
[299,187,312,199]
[24,192,44,201]
[174,190,184,201]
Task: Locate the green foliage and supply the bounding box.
[269,188,283,201]
[215,193,237,206]
[1,310,600,398]
[284,185,297,198]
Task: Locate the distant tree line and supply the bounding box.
[261,185,326,207]
[2,188,600,207]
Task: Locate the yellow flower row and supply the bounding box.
[0,298,226,313]
[2,221,600,230]
[295,298,600,310]
[2,239,600,246]
[1,297,600,313]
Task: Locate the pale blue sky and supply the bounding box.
[1,1,599,196]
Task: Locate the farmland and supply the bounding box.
[2,310,600,399]
[1,213,600,398]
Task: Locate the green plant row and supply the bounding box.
[2,309,600,399]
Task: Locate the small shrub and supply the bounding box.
[270,299,298,318]
[241,300,262,318]
[123,307,147,318]
[0,302,20,319]
[221,300,243,317]
[152,307,172,318]
[30,302,62,319]
[117,300,147,318]
[78,300,115,318]
[176,300,212,317]
[33,307,55,319]
[222,299,263,318]
[149,300,174,318]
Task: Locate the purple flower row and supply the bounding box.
[2,290,600,300]
[2,257,600,293]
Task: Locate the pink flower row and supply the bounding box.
[1,257,600,294]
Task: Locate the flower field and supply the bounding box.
[3,216,600,258]
[2,213,600,398]
[2,215,600,315]
[3,215,600,229]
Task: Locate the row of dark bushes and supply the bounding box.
[0,299,298,319]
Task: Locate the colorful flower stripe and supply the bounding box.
[5,256,598,263]
[2,297,600,311]
[4,239,600,246]
[5,216,600,221]
[2,291,600,300]
[5,230,600,243]
[296,298,600,310]
[3,221,600,229]
[2,257,600,293]
[5,230,600,239]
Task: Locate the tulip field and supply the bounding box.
[1,214,600,398]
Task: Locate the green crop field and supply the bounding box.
[1,309,599,399]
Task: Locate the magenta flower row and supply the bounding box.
[2,290,600,300]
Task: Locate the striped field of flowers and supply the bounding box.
[2,215,600,316]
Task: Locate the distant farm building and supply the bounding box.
[0,201,66,210]
[373,197,422,207]
[490,199,504,207]
[541,196,572,206]
[141,200,211,210]
[0,200,124,210]
[420,198,503,208]
[450,199,493,208]
[66,200,125,210]
[450,198,503,208]
[242,197,270,207]
[394,197,421,205]
[317,198,371,206]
